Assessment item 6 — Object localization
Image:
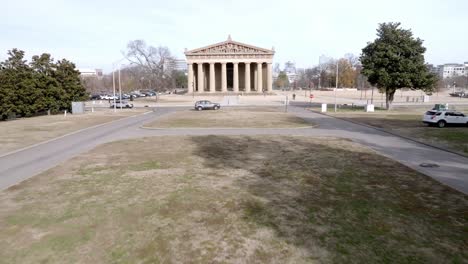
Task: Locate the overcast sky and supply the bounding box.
[2,0,467,72]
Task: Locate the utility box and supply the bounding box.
[423,95,430,102]
[321,103,327,112]
[366,104,375,112]
[71,102,85,114]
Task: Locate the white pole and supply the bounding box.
[112,68,116,112]
[119,65,122,110]
[334,61,338,112]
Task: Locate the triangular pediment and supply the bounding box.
[185,39,274,55]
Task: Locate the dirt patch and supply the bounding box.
[144,107,312,128]
[0,136,466,263]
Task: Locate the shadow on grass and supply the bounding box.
[191,135,468,263]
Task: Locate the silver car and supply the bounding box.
[194,100,220,111]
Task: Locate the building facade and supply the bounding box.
[78,68,103,78]
[437,63,468,78]
[164,59,188,72]
[184,36,275,93]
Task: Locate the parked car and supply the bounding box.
[110,100,134,109]
[423,110,468,128]
[449,92,466,97]
[194,100,221,111]
[89,94,101,100]
[101,95,118,100]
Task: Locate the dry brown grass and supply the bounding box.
[144,107,311,128]
[0,109,148,155]
[330,109,468,154]
[0,135,466,263]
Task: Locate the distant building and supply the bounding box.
[164,59,188,72]
[284,61,297,83]
[78,68,103,78]
[437,63,467,78]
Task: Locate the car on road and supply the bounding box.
[110,100,134,109]
[194,100,221,111]
[423,110,468,128]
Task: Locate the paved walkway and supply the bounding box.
[1,106,467,194]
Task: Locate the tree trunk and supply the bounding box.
[386,89,396,110]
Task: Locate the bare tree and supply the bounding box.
[123,40,175,91]
[344,53,360,67]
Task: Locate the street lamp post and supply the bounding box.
[118,65,122,110]
[112,70,116,112]
[112,57,127,112]
[334,61,338,112]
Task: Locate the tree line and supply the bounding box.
[278,54,372,90]
[0,49,87,120]
[82,40,187,95]
[276,22,438,109]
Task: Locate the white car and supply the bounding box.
[423,110,468,128]
[110,100,133,109]
[101,95,118,100]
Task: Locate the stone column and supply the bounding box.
[221,62,227,92]
[244,62,251,92]
[197,63,204,92]
[257,62,263,92]
[233,62,239,92]
[267,63,273,92]
[187,63,193,93]
[253,65,258,91]
[209,63,215,93]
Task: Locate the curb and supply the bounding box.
[139,125,317,130]
[309,109,468,159]
[0,111,152,159]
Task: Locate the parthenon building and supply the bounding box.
[185,36,275,93]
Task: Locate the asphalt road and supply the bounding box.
[1,105,467,194]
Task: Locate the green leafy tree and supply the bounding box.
[54,59,88,109]
[0,49,87,120]
[30,53,62,113]
[360,22,437,109]
[174,70,188,88]
[0,49,37,119]
[274,71,289,89]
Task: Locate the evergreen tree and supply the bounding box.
[360,22,437,109]
[0,49,37,119]
[54,59,88,110]
[0,49,88,120]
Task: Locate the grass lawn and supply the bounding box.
[330,109,468,154]
[0,109,148,155]
[144,107,311,128]
[0,135,466,263]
